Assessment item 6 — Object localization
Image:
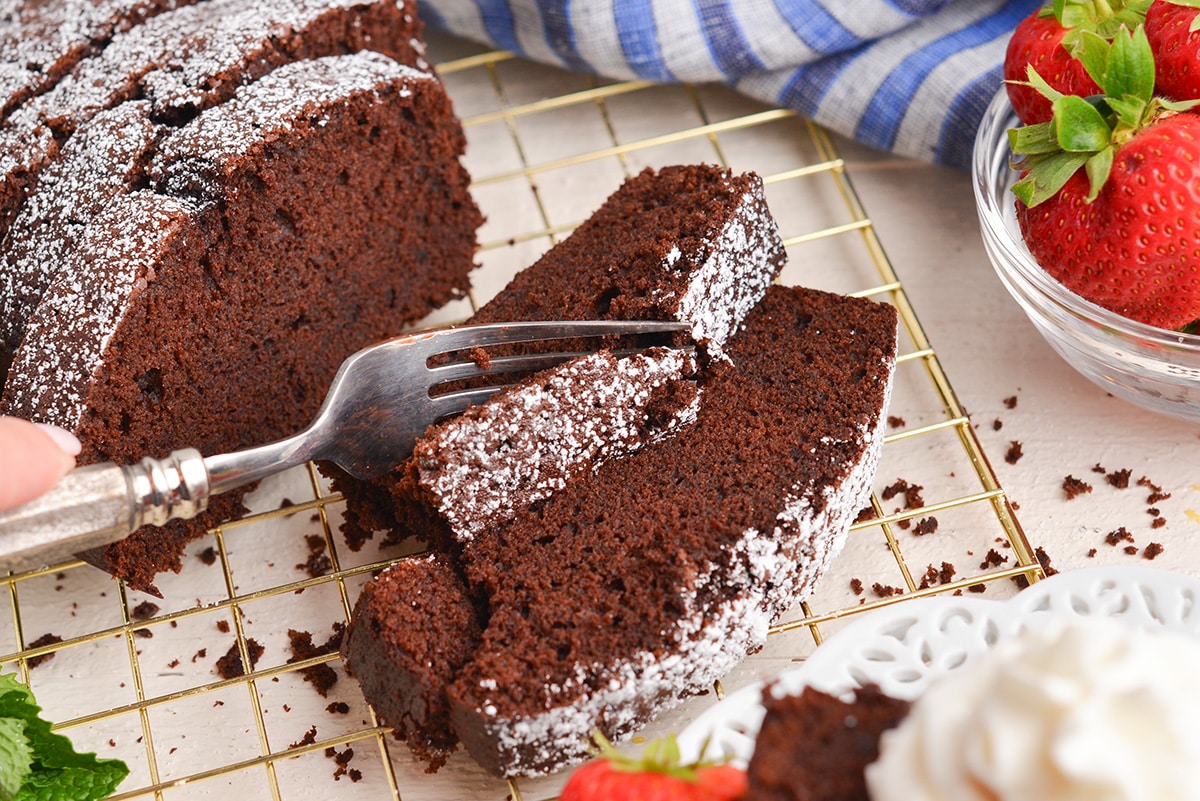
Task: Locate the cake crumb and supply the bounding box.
[849,578,864,596]
[967,583,987,593]
[1003,395,1017,409]
[131,601,160,621]
[327,701,351,714]
[287,624,345,697]
[1104,527,1135,546]
[290,726,318,749]
[1152,517,1167,529]
[1143,542,1165,560]
[1004,440,1023,464]
[198,546,218,565]
[881,478,924,509]
[1062,475,1092,500]
[1014,546,1058,589]
[912,517,938,536]
[979,548,1009,569]
[216,639,265,679]
[871,582,903,598]
[1105,468,1132,489]
[917,562,956,589]
[887,415,905,428]
[216,619,230,634]
[297,534,333,578]
[26,633,62,668]
[1123,545,1139,555]
[992,417,1002,431]
[326,745,360,781]
[1087,547,1098,558]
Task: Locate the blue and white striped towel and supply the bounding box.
[418,0,1043,167]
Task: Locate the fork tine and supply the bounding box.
[421,319,688,356]
[428,346,684,386]
[428,384,516,419]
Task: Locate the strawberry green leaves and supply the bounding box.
[0,673,128,801]
[1051,0,1153,46]
[1010,22,1200,206]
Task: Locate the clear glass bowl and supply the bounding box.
[972,87,1200,422]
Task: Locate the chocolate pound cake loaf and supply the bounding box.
[344,279,899,776]
[0,0,427,243]
[0,52,481,593]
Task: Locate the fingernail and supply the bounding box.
[34,423,82,456]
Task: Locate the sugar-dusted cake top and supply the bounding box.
[2,52,441,430]
[413,347,703,542]
[468,164,785,348]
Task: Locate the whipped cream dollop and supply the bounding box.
[865,618,1200,801]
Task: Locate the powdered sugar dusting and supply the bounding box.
[0,101,163,352]
[418,348,702,542]
[1,52,437,426]
[149,52,429,201]
[675,188,783,345]
[2,191,192,429]
[0,0,199,120]
[457,318,900,778]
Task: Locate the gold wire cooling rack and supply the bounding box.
[0,32,1043,801]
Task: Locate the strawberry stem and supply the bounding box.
[1010,22,1200,207]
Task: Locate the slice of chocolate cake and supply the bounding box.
[405,347,705,544]
[0,52,481,594]
[332,164,786,550]
[743,685,911,801]
[343,282,899,777]
[347,551,482,770]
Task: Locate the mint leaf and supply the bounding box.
[0,675,128,801]
[0,718,34,801]
[13,755,128,801]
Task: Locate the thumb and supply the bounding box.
[0,416,80,511]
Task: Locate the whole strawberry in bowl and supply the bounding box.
[974,18,1200,421]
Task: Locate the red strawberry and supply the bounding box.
[1145,0,1200,101]
[1006,10,1101,123]
[1004,0,1151,124]
[1010,24,1200,330]
[559,733,747,801]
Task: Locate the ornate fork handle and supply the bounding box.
[0,431,318,572]
[0,450,207,570]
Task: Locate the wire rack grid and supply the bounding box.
[0,32,1042,801]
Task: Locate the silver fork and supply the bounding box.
[0,319,687,571]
